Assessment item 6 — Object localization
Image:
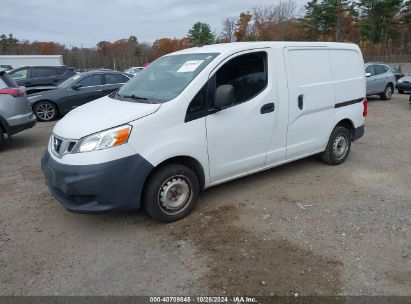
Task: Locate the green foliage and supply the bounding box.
[305,0,353,40]
[357,0,403,43]
[134,46,141,58]
[187,22,215,46]
[0,33,18,52]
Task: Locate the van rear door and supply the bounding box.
[284,48,335,159]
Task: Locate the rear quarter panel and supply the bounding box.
[329,47,365,129]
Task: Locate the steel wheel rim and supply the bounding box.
[333,134,348,160]
[36,103,55,121]
[158,175,192,215]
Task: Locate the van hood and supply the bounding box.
[53,95,161,139]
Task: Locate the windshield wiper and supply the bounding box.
[121,94,148,101]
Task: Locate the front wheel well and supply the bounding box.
[146,156,206,191]
[335,119,355,140]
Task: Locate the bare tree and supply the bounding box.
[220,17,237,42]
[252,0,297,40]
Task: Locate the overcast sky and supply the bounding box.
[0,0,308,48]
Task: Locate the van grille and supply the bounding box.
[51,135,77,158]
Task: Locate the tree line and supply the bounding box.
[1,0,410,70]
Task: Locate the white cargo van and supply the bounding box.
[41,42,367,222]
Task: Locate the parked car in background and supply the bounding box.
[28,70,131,121]
[388,64,404,82]
[8,66,76,94]
[124,66,144,75]
[0,68,36,146]
[395,75,411,94]
[365,63,396,100]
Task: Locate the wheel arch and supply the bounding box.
[0,114,8,133]
[144,155,206,192]
[335,118,355,140]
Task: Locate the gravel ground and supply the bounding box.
[0,94,410,296]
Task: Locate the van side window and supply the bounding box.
[185,84,208,122]
[215,52,267,105]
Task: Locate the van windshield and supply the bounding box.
[114,53,219,103]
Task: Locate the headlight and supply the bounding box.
[76,125,132,153]
[397,79,403,83]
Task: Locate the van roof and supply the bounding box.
[170,41,360,56]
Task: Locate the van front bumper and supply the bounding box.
[41,151,153,214]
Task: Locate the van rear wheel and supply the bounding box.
[143,164,200,222]
[321,126,351,165]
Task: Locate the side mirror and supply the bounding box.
[72,84,82,90]
[214,85,235,109]
[365,73,372,77]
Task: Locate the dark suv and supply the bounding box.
[8,66,76,93]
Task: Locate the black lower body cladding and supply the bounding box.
[353,125,364,141]
[8,119,36,136]
[41,151,154,213]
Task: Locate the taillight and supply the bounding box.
[363,98,368,117]
[0,87,25,97]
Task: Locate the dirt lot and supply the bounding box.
[0,94,410,296]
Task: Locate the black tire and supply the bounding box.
[0,128,4,146]
[321,126,351,165]
[398,90,404,94]
[34,101,58,122]
[143,164,200,222]
[380,84,393,100]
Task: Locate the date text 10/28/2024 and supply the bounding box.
[150,297,258,303]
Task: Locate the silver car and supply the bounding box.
[0,68,36,146]
[365,63,396,100]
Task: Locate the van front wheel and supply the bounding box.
[321,126,351,165]
[143,164,200,222]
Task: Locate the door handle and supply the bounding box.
[260,103,275,114]
[298,95,304,110]
[52,79,59,82]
